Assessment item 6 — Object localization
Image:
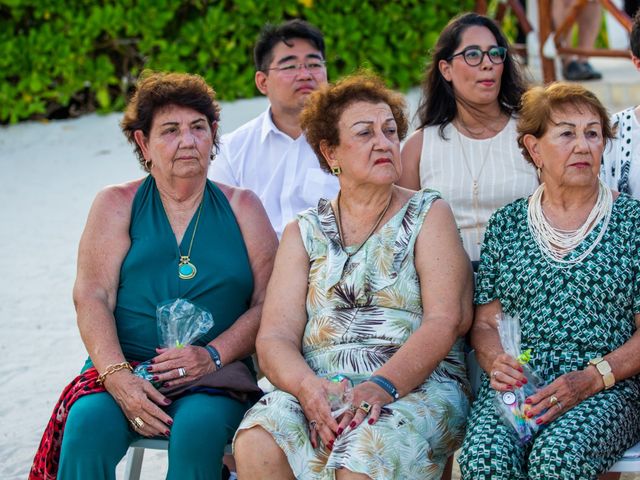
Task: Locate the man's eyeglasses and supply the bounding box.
[268,60,326,76]
[448,46,507,67]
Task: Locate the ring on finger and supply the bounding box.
[549,395,558,407]
[348,404,358,415]
[132,416,145,429]
[309,420,318,430]
[556,400,563,411]
[177,367,187,378]
[358,400,372,415]
[491,370,499,378]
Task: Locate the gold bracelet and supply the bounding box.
[97,361,133,385]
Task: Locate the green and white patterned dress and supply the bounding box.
[235,190,470,479]
[459,194,640,480]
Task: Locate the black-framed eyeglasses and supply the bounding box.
[267,60,326,76]
[448,46,507,66]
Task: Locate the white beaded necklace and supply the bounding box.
[527,180,612,267]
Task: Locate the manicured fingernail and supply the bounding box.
[327,443,333,451]
[536,418,543,425]
[507,385,513,390]
[146,366,153,372]
[525,398,532,404]
[516,381,522,387]
[522,378,528,384]
[368,418,375,425]
[526,411,533,418]
[349,421,356,428]
[165,430,171,436]
[337,428,343,435]
[152,376,159,381]
[150,359,155,364]
[518,366,523,372]
[167,419,173,425]
[164,382,171,387]
[164,399,172,405]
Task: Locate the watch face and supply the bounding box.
[502,391,517,405]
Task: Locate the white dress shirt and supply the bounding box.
[209,108,340,237]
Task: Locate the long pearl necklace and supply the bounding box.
[527,180,612,267]
[456,127,495,246]
[335,191,392,258]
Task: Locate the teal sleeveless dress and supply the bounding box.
[59,175,255,480]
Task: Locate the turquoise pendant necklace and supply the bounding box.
[178,200,204,280]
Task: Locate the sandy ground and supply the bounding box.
[2,62,639,478]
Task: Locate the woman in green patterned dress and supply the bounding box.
[459,82,640,479]
[234,74,474,479]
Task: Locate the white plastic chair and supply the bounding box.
[123,437,234,480]
[609,441,640,472]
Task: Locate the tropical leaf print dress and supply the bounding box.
[235,190,470,480]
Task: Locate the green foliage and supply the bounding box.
[0,0,473,123]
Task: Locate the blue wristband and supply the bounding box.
[204,345,223,370]
[368,375,399,400]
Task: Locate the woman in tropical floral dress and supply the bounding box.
[233,74,474,480]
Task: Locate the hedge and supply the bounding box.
[0,0,474,123]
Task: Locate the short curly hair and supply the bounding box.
[517,82,613,165]
[300,73,408,173]
[121,71,220,172]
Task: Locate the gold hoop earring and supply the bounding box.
[331,166,341,176]
[537,167,541,179]
[145,159,152,171]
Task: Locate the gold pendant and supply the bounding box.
[178,256,197,280]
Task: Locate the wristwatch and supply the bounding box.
[588,357,615,390]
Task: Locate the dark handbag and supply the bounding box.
[159,361,262,403]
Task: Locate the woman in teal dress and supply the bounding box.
[459,83,640,479]
[234,74,474,479]
[31,71,277,480]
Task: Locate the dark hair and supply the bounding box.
[631,9,640,58]
[415,12,527,138]
[254,19,325,71]
[121,71,220,171]
[300,72,408,174]
[517,82,613,165]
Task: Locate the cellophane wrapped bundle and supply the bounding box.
[492,313,546,444]
[133,298,214,387]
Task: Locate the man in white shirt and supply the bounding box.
[209,20,339,237]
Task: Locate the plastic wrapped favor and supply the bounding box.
[493,313,546,444]
[327,374,354,418]
[133,298,214,388]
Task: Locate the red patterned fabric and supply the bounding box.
[29,367,104,480]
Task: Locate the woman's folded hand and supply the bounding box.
[103,369,173,438]
[148,346,216,387]
[296,375,340,450]
[335,381,393,437]
[524,367,601,425]
[489,353,527,391]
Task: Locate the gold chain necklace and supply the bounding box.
[335,190,393,258]
[178,200,204,280]
[456,127,495,246]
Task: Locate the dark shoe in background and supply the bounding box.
[562,60,603,81]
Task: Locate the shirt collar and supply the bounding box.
[259,106,300,143]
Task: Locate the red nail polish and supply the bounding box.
[518,366,524,372]
[368,418,375,425]
[146,366,153,372]
[167,419,173,425]
[522,378,528,384]
[150,359,155,364]
[516,381,522,387]
[337,428,343,435]
[165,430,170,436]
[164,398,172,405]
[507,385,513,390]
[536,418,543,425]
[349,421,356,428]
[525,398,532,404]
[152,375,159,381]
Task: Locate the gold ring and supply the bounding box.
[491,371,499,378]
[132,416,145,429]
[177,367,187,378]
[358,400,372,415]
[549,395,558,406]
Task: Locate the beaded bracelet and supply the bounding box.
[368,374,399,400]
[204,345,223,370]
[97,361,132,385]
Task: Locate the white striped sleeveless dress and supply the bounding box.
[418,118,538,261]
